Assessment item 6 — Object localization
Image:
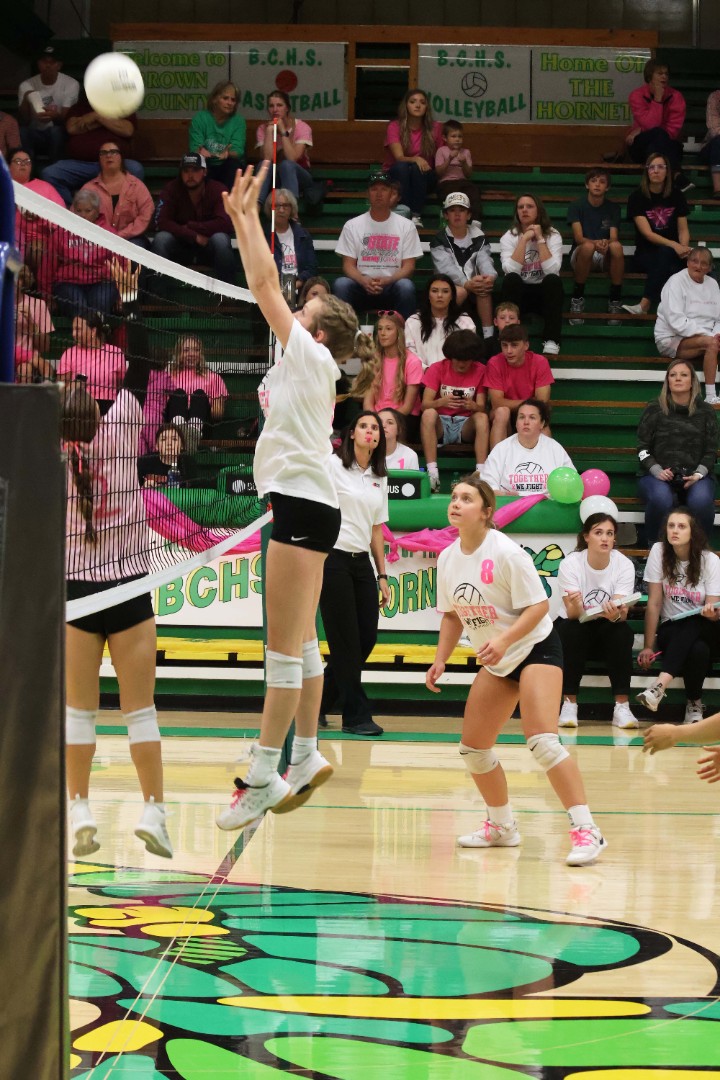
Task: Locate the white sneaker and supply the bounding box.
[457,820,521,848]
[429,472,441,494]
[542,339,560,355]
[705,394,720,406]
[285,749,334,810]
[621,302,646,316]
[411,214,423,227]
[636,681,665,712]
[684,699,704,724]
[569,297,585,325]
[566,825,607,866]
[70,795,100,858]
[135,797,173,859]
[216,770,293,831]
[558,699,578,728]
[612,701,639,729]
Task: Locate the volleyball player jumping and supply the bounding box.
[217,163,375,830]
[426,474,607,865]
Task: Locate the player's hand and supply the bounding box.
[476,636,507,666]
[108,257,139,303]
[426,661,445,692]
[697,747,720,783]
[223,163,268,234]
[378,577,391,609]
[642,723,677,754]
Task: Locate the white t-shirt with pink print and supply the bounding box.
[644,542,720,621]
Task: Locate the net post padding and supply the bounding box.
[0,384,66,1078]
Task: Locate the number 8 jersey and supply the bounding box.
[436,528,553,677]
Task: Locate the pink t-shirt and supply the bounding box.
[16,294,54,336]
[57,344,126,402]
[485,350,555,401]
[375,351,423,415]
[65,389,149,581]
[435,145,472,182]
[423,359,486,416]
[171,369,228,400]
[256,118,313,170]
[383,119,444,169]
[14,337,36,367]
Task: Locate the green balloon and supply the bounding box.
[546,467,584,504]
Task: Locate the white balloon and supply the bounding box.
[84,53,144,119]
[580,495,619,523]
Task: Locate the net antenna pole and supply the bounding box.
[269,122,278,366]
[0,157,22,382]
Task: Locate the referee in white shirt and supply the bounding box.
[320,411,391,736]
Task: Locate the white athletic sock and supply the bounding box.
[487,803,514,826]
[427,462,439,477]
[482,326,494,338]
[247,745,282,785]
[291,735,317,763]
[567,804,594,829]
[707,386,717,399]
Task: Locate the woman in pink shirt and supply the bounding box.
[626,60,686,180]
[56,310,126,408]
[80,141,154,247]
[53,188,119,317]
[255,90,314,208]
[384,88,444,225]
[352,310,423,441]
[8,146,65,296]
[164,332,228,446]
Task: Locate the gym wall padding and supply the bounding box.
[0,385,67,1079]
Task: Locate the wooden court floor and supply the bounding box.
[68,714,720,1078]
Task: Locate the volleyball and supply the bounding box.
[461,72,488,99]
[84,53,144,119]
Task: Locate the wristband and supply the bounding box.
[377,574,388,580]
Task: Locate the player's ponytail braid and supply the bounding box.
[67,442,97,544]
[61,380,100,545]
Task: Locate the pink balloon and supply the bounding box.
[581,469,611,498]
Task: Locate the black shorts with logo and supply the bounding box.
[269,492,341,554]
[505,628,563,683]
[67,576,154,636]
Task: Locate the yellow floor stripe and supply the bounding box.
[217,996,651,1020]
[124,638,478,666]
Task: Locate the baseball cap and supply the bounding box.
[38,45,61,60]
[368,171,393,187]
[180,153,207,171]
[443,191,471,210]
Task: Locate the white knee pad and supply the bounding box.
[266,649,303,690]
[66,706,97,746]
[459,742,499,775]
[125,706,161,745]
[527,732,569,772]
[301,638,324,681]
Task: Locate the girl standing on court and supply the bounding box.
[353,311,423,441]
[637,509,720,723]
[65,305,172,860]
[320,411,390,737]
[556,513,638,731]
[426,474,606,866]
[217,164,375,829]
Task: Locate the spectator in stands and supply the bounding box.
[567,168,625,324]
[483,301,520,359]
[420,329,488,493]
[699,89,720,199]
[14,308,54,383]
[333,171,422,321]
[481,398,571,495]
[637,508,720,722]
[80,142,154,247]
[189,80,245,189]
[384,88,444,226]
[263,188,318,304]
[18,45,79,163]
[163,332,228,448]
[429,193,496,338]
[486,323,555,448]
[352,311,423,441]
[435,120,481,220]
[556,513,639,731]
[405,274,477,369]
[499,193,564,356]
[152,154,235,285]
[0,111,20,159]
[379,408,420,470]
[42,90,143,206]
[637,359,717,544]
[296,275,330,308]
[626,60,687,182]
[255,90,313,207]
[655,248,720,405]
[623,153,691,316]
[53,189,119,318]
[56,310,126,409]
[138,423,191,487]
[9,146,65,297]
[15,265,54,355]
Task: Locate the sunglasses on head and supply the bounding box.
[377,310,404,324]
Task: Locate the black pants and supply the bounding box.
[657,616,713,700]
[555,616,634,697]
[633,246,685,305]
[319,549,379,727]
[499,272,564,343]
[628,128,683,173]
[163,387,212,426]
